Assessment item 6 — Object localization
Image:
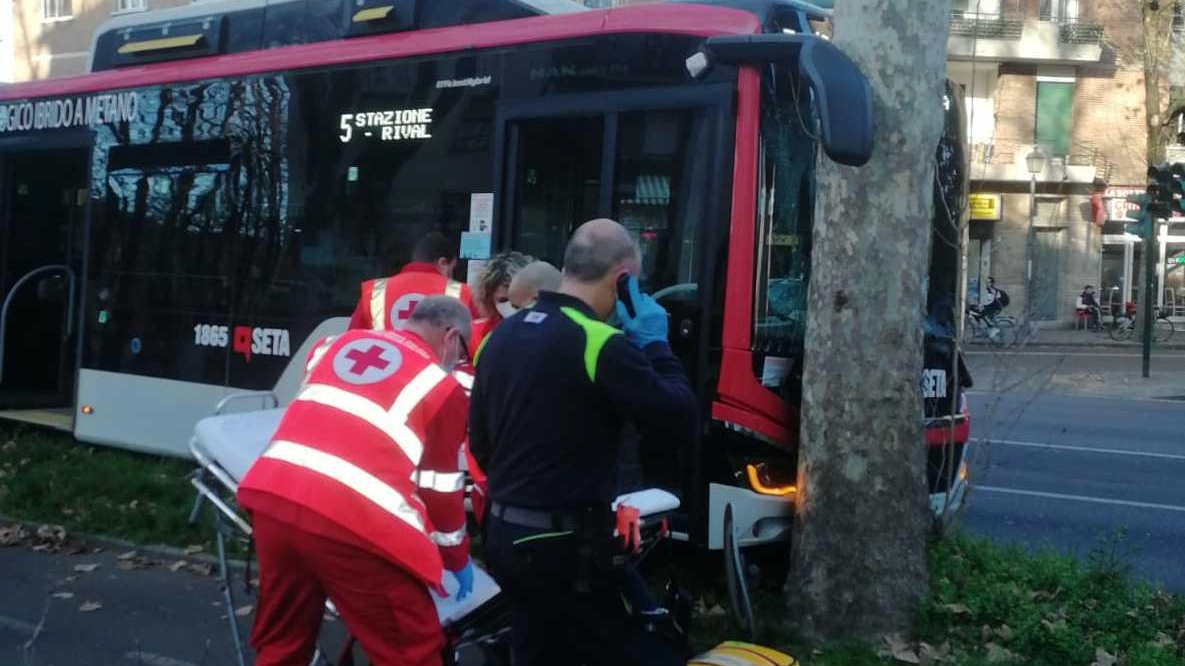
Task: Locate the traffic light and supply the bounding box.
[1125,192,1154,237]
[1171,162,1185,213]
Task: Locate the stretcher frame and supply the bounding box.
[186,391,356,666]
[187,391,684,666]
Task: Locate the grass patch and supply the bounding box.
[0,424,205,548]
[3,426,1183,665]
[683,535,1185,665]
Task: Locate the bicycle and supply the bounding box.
[964,305,1015,347]
[1109,306,1175,343]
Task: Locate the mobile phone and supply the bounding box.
[616,273,637,319]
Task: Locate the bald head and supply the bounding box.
[562,218,640,284]
[560,218,641,320]
[508,261,562,308]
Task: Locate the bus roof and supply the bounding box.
[0,2,761,104]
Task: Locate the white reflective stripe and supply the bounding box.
[369,279,388,331]
[264,440,426,533]
[305,337,336,374]
[452,369,474,392]
[430,526,467,547]
[296,384,425,464]
[445,280,462,299]
[391,364,448,418]
[415,470,466,493]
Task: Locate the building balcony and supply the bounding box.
[969,142,1108,184]
[948,12,1104,64]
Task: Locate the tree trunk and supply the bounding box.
[786,0,952,643]
[1139,2,1171,338]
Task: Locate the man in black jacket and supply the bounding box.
[469,218,695,666]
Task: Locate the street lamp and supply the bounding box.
[1024,147,1046,331]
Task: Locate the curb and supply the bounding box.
[0,513,249,572]
[966,340,1185,351]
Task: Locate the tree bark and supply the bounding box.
[786,0,952,643]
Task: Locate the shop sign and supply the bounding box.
[969,194,1001,221]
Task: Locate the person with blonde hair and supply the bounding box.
[472,251,532,348]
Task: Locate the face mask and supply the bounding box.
[440,334,461,373]
[495,301,518,319]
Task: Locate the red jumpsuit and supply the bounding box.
[349,262,480,331]
[237,329,470,666]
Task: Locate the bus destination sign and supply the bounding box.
[338,107,434,143]
[0,91,139,135]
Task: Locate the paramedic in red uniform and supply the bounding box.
[237,296,476,666]
[349,231,480,331]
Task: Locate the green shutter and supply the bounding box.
[1035,81,1073,157]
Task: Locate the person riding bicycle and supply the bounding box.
[979,276,1007,322]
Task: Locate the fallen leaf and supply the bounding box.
[72,564,99,573]
[169,560,188,572]
[116,550,138,561]
[128,500,139,510]
[1093,647,1118,666]
[2,440,15,451]
[998,624,1014,642]
[1127,609,1140,618]
[985,643,1012,663]
[981,625,993,643]
[186,563,214,577]
[943,603,971,615]
[78,601,102,612]
[183,545,205,555]
[0,525,26,547]
[35,524,66,543]
[234,605,254,617]
[18,458,30,467]
[31,544,51,553]
[879,636,920,665]
[51,592,74,599]
[1153,633,1175,648]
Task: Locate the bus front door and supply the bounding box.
[0,149,89,429]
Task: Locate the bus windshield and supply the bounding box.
[753,66,817,361]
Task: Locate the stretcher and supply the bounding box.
[186,402,689,666]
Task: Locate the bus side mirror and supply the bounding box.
[697,34,873,167]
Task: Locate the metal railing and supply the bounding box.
[1057,18,1105,46]
[0,265,76,385]
[949,11,1024,39]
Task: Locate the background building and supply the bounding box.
[950,0,1185,324]
[7,0,190,82]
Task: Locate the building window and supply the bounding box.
[1035,81,1073,156]
[114,0,146,13]
[42,0,73,21]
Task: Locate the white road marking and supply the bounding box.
[973,438,1185,461]
[123,652,203,666]
[0,615,38,635]
[977,485,1185,514]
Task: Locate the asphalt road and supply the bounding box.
[961,347,1185,590]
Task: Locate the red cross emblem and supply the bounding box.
[390,293,427,330]
[332,339,402,385]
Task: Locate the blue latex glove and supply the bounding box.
[614,275,669,348]
[451,560,475,601]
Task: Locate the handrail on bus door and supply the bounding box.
[0,265,77,385]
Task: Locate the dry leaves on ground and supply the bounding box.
[78,601,103,612]
[51,592,74,600]
[984,643,1014,663]
[72,563,100,573]
[169,560,188,573]
[879,636,920,665]
[1092,647,1119,666]
[234,605,254,617]
[183,545,205,555]
[0,524,26,547]
[942,603,971,615]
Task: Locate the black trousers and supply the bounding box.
[484,514,682,666]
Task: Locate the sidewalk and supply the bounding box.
[966,324,1185,351]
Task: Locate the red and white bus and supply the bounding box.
[0,0,970,551]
